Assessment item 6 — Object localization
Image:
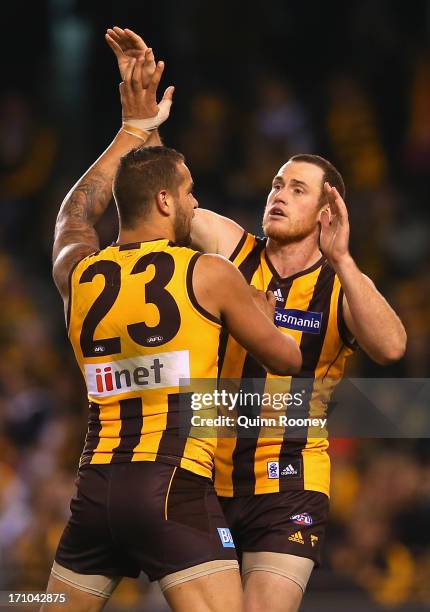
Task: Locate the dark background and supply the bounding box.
[0,1,429,609]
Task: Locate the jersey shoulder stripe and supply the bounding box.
[228,230,248,261]
[230,233,265,266]
[186,252,221,325]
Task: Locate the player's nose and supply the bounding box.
[274,190,288,202]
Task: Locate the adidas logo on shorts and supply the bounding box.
[288,531,304,545]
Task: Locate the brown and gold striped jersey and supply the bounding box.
[68,239,221,479]
[215,232,355,497]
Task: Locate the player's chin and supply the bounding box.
[263,221,289,241]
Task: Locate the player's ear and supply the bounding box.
[317,206,329,222]
[155,190,171,216]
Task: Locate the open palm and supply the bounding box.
[319,183,350,266]
[106,27,156,87]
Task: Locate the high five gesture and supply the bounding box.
[319,182,350,267]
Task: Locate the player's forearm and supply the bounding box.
[261,333,302,376]
[335,255,406,364]
[53,129,158,259]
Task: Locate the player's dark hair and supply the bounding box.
[113,145,185,229]
[289,154,346,202]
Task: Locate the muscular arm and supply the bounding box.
[190,209,245,257]
[53,52,170,314]
[52,128,158,305]
[320,183,406,364]
[338,256,407,364]
[193,255,302,375]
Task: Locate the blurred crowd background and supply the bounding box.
[1,1,429,610]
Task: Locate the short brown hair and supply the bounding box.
[288,154,346,202]
[113,145,185,229]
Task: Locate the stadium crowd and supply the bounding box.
[0,1,429,609]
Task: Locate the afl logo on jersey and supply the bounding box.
[146,335,164,345]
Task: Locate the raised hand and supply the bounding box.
[120,55,174,124]
[319,183,350,267]
[106,27,155,86]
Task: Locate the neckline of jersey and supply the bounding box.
[264,249,325,283]
[110,238,175,248]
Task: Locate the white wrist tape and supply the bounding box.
[124,97,172,131]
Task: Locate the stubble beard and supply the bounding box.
[262,218,319,245]
[173,203,192,246]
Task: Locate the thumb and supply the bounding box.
[162,85,175,102]
[157,87,174,124]
[266,290,276,309]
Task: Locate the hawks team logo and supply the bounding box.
[267,461,280,479]
[290,512,313,526]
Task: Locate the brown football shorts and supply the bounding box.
[55,461,238,583]
[219,490,329,567]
